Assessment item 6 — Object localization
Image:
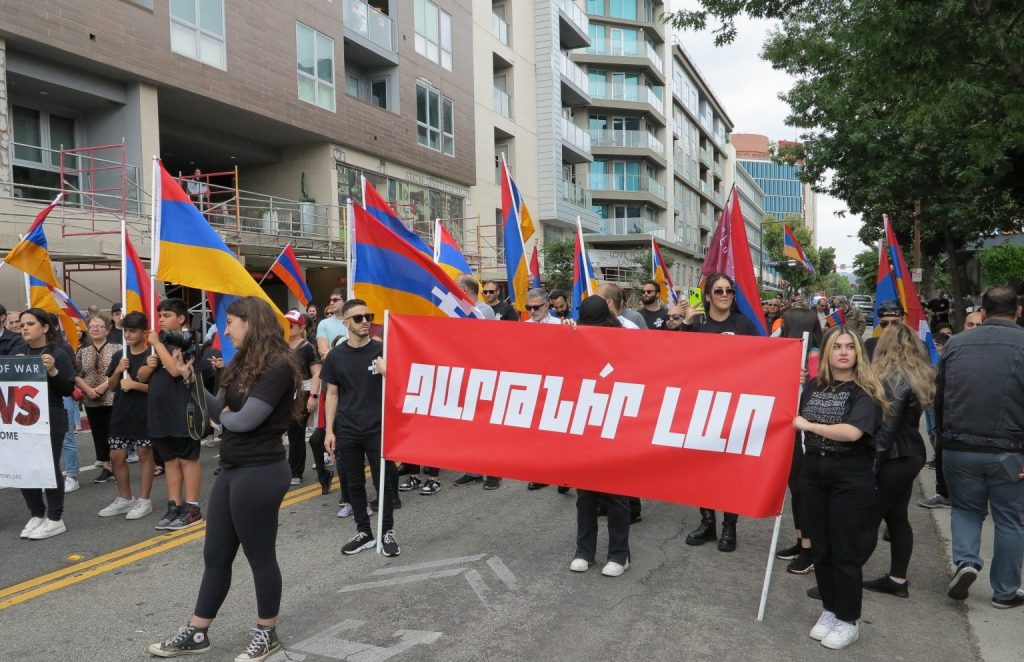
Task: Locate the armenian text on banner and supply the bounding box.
[383,315,801,518]
[0,357,54,489]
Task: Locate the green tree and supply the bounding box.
[542,239,574,294]
[760,214,818,292]
[852,248,878,295]
[976,244,1024,287]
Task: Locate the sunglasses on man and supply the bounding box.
[525,304,547,312]
[345,313,374,324]
[482,289,497,295]
[877,319,902,328]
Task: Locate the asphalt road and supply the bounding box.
[0,431,982,662]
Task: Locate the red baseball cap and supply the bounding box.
[284,310,306,326]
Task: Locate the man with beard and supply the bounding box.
[482,281,518,322]
[637,280,669,330]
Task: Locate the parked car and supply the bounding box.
[850,294,875,325]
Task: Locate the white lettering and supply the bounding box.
[538,376,574,433]
[402,363,435,414]
[461,369,497,421]
[429,366,464,419]
[601,382,645,439]
[651,387,684,448]
[683,390,731,452]
[490,372,542,428]
[727,394,776,456]
[570,379,609,435]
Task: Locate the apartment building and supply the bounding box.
[732,133,818,241]
[0,0,476,310]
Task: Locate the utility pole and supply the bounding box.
[913,199,922,270]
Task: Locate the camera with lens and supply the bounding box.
[158,329,197,360]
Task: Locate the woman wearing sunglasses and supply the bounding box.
[793,325,886,650]
[679,272,760,552]
[74,313,122,484]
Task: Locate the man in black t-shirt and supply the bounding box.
[638,280,670,330]
[483,281,518,321]
[323,299,400,557]
[927,291,950,332]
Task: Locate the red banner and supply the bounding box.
[383,315,803,518]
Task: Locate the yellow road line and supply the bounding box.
[0,475,345,611]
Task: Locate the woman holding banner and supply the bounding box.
[17,308,76,540]
[793,325,885,650]
[569,296,632,578]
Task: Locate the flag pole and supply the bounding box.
[121,206,128,314]
[576,216,595,296]
[258,243,289,287]
[149,156,159,338]
[432,219,442,263]
[757,330,810,621]
[346,197,355,301]
[375,309,390,553]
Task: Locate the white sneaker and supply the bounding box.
[20,516,46,539]
[821,619,859,650]
[569,558,591,572]
[810,610,837,641]
[601,560,629,577]
[290,477,301,486]
[64,476,80,493]
[27,518,66,540]
[99,497,136,517]
[126,451,139,463]
[336,503,353,518]
[93,460,104,467]
[126,498,153,520]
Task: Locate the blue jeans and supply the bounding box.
[61,396,80,478]
[924,408,936,449]
[944,450,1024,600]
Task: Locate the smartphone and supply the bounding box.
[688,287,703,310]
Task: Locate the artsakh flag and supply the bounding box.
[362,177,432,257]
[269,243,313,306]
[433,220,475,282]
[500,157,536,313]
[4,194,63,290]
[28,275,86,352]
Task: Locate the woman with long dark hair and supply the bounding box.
[775,307,824,574]
[149,297,301,661]
[680,272,759,552]
[794,325,886,650]
[569,296,632,577]
[17,308,76,540]
[862,323,934,598]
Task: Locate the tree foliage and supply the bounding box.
[976,244,1024,287]
[760,214,836,292]
[852,248,878,295]
[542,239,574,293]
[665,0,1024,320]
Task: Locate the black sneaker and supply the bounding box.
[94,468,115,483]
[992,589,1024,609]
[948,562,981,600]
[527,482,549,490]
[342,531,375,555]
[420,478,441,495]
[381,529,401,557]
[776,540,802,560]
[235,624,280,661]
[453,474,483,487]
[786,548,815,575]
[482,476,501,490]
[398,476,422,492]
[863,575,909,598]
[155,501,181,531]
[557,486,570,494]
[165,503,203,530]
[147,623,211,657]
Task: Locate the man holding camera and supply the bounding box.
[142,298,204,530]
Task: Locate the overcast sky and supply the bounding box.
[667,1,866,270]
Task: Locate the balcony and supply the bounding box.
[558,0,590,49]
[342,0,397,67]
[584,39,663,74]
[493,87,512,118]
[561,117,592,162]
[713,161,723,179]
[491,12,509,46]
[591,129,664,154]
[590,173,666,200]
[599,216,666,239]
[714,192,724,207]
[559,52,590,106]
[590,84,665,120]
[700,147,712,167]
[560,178,591,209]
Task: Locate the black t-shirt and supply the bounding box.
[321,340,384,438]
[108,327,124,346]
[147,355,191,438]
[685,311,759,336]
[490,301,518,322]
[219,358,296,467]
[799,380,882,454]
[639,307,670,330]
[26,344,76,408]
[927,298,950,321]
[106,348,149,439]
[294,340,320,383]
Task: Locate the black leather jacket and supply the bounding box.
[0,328,28,356]
[874,376,926,460]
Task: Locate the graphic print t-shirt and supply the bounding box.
[799,380,882,454]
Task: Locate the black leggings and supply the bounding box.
[21,406,68,521]
[194,459,290,620]
[86,405,112,463]
[788,432,805,531]
[865,455,925,578]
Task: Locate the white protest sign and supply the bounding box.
[0,356,54,489]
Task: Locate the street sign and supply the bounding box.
[911,268,922,282]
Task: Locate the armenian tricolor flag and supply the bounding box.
[499,157,536,313]
[433,220,475,282]
[571,217,599,320]
[153,160,285,330]
[782,224,815,274]
[122,232,153,319]
[362,177,432,257]
[4,194,63,289]
[825,309,846,328]
[529,245,542,289]
[882,215,925,329]
[873,238,901,336]
[269,243,313,306]
[206,291,238,363]
[652,237,679,306]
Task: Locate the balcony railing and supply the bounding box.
[560,178,591,208]
[343,0,394,52]
[590,128,663,153]
[559,52,589,94]
[561,117,592,153]
[713,161,723,178]
[700,147,712,166]
[590,84,664,114]
[560,0,589,35]
[493,87,512,118]
[585,39,663,71]
[491,12,509,46]
[590,173,666,199]
[599,216,665,238]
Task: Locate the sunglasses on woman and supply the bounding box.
[712,288,735,296]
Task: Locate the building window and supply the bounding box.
[11,105,80,201]
[414,0,453,71]
[169,0,226,69]
[296,23,336,111]
[416,83,455,156]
